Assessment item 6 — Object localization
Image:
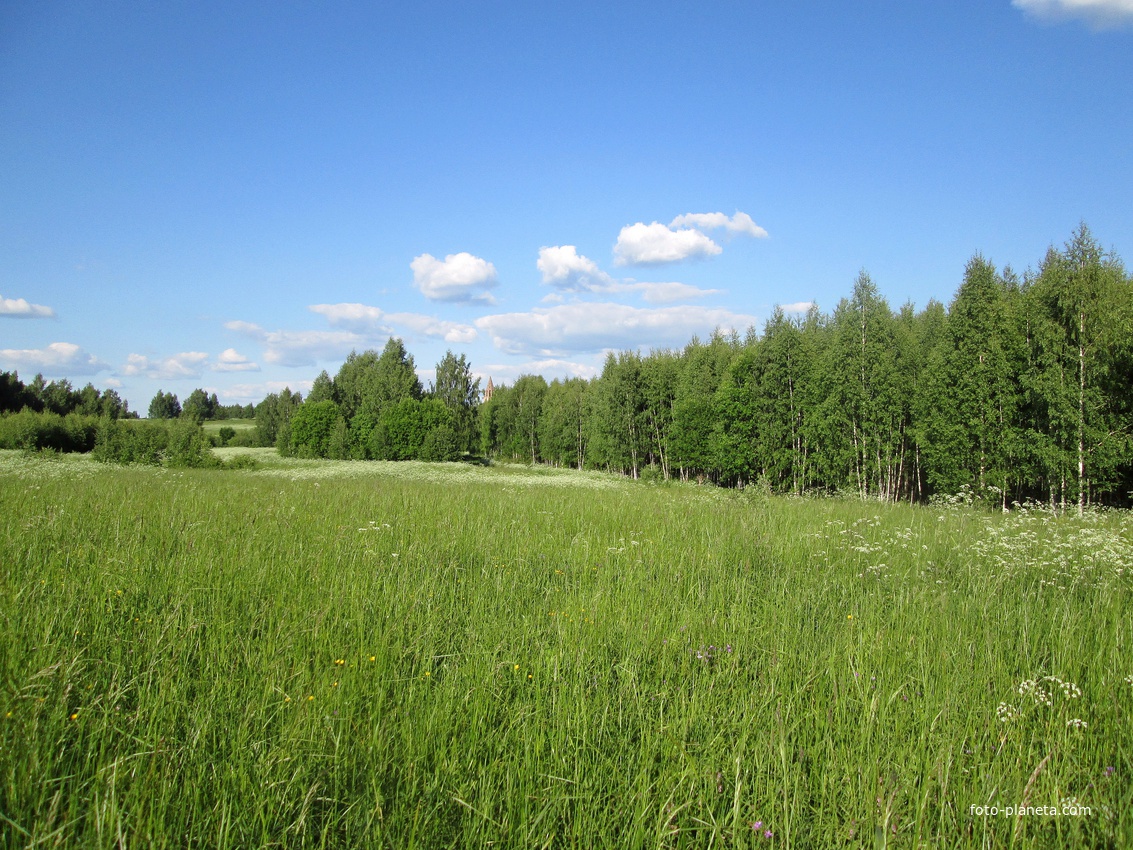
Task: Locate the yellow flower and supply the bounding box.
[307,695,314,701]
[424,671,430,677]
[514,664,520,670]
[847,614,853,620]
[70,713,78,720]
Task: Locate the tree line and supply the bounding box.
[477,226,1132,510]
[252,340,480,462]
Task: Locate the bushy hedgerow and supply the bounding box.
[92,419,221,467]
[0,410,100,453]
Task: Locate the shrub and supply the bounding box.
[0,409,99,453]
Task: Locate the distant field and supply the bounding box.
[1,450,1130,847]
[201,418,256,434]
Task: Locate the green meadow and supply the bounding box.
[1,449,1130,848]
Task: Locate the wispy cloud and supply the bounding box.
[219,379,313,404]
[308,303,478,344]
[0,294,56,319]
[538,245,721,303]
[669,211,768,238]
[476,358,600,384]
[1013,0,1133,28]
[122,351,210,380]
[475,302,759,356]
[225,320,364,367]
[411,252,498,303]
[0,342,107,375]
[781,301,816,313]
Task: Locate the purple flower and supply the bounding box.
[764,829,774,839]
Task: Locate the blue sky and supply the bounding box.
[2,0,1131,412]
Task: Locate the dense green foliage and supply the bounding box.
[281,341,476,462]
[1,451,1130,847]
[0,372,132,419]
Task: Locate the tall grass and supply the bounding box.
[1,450,1129,847]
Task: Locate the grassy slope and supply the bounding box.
[0,450,1130,848]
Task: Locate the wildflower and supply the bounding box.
[847,614,853,620]
[1066,718,1087,729]
[1104,766,1115,777]
[307,695,314,701]
[70,713,78,720]
[996,702,1018,722]
[424,671,430,677]
[369,656,376,662]
[284,696,291,702]
[514,664,520,670]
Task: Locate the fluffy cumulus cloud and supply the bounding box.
[214,348,260,372]
[411,252,498,303]
[0,342,107,375]
[538,246,720,302]
[122,351,210,380]
[613,211,767,266]
[0,294,56,319]
[613,223,722,266]
[538,245,614,290]
[475,302,759,356]
[1013,0,1133,26]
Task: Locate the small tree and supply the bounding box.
[148,390,181,419]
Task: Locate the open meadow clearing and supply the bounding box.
[1,449,1131,848]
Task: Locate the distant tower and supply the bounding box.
[484,377,494,402]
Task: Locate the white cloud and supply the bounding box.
[609,281,723,303]
[122,351,210,380]
[669,211,769,239]
[0,295,56,319]
[308,302,478,344]
[781,301,816,313]
[225,320,363,367]
[613,222,722,266]
[0,341,107,375]
[220,380,313,404]
[386,313,478,344]
[308,303,387,330]
[1013,0,1133,27]
[538,245,614,290]
[613,211,768,266]
[411,252,498,303]
[475,302,759,356]
[213,348,260,372]
[476,359,601,384]
[538,245,720,302]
